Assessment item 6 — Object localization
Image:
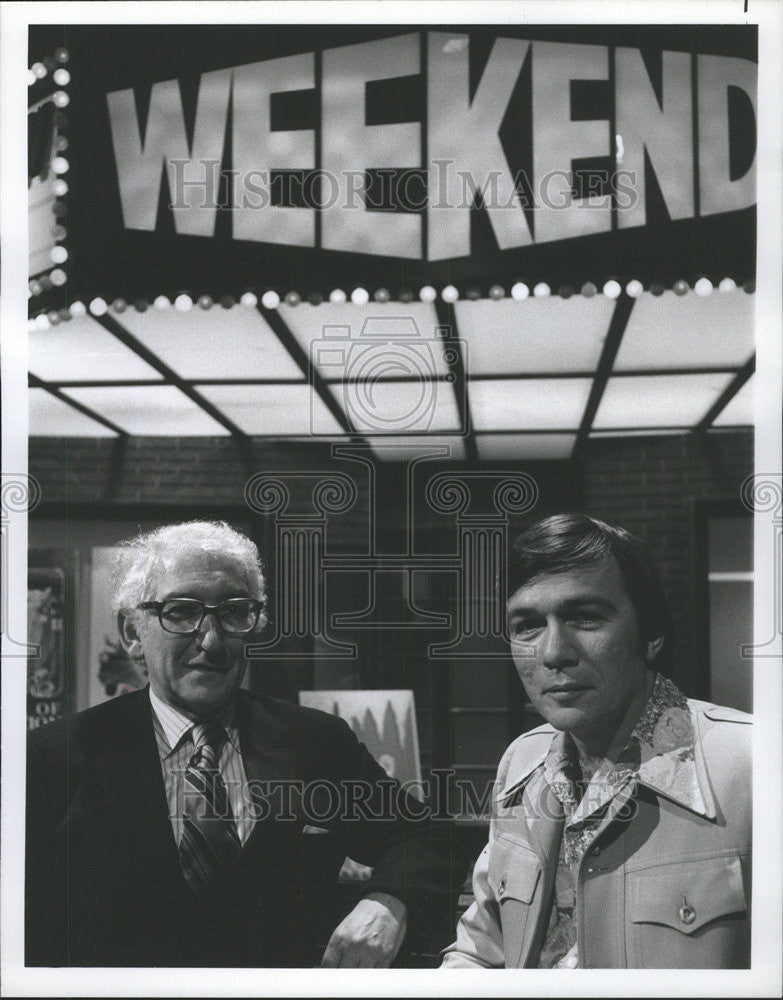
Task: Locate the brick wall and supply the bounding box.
[28,435,375,547]
[29,436,348,506]
[579,430,754,695]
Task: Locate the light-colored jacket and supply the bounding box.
[442,700,752,969]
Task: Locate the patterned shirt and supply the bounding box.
[536,674,706,968]
[149,688,255,846]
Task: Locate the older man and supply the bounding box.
[442,513,751,969]
[26,521,463,968]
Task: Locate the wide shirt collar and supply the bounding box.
[498,674,712,820]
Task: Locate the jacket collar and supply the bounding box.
[497,726,556,804]
[497,679,717,821]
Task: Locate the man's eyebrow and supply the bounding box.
[508,595,618,615]
[157,590,250,602]
[507,606,544,619]
[558,595,617,610]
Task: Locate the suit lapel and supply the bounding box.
[238,693,297,785]
[93,691,298,886]
[519,769,565,967]
[497,735,565,968]
[498,731,564,872]
[523,770,565,869]
[235,693,298,850]
[91,690,187,896]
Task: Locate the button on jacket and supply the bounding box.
[441,699,751,969]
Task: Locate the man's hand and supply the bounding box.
[321,892,407,968]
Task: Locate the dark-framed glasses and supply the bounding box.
[138,597,264,635]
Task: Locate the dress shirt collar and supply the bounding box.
[148,686,241,759]
[498,674,710,818]
[626,673,708,817]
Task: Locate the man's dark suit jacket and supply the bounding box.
[26,688,465,967]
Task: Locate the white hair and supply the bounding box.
[112,520,267,628]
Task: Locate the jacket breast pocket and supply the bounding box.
[626,854,749,968]
[488,835,542,968]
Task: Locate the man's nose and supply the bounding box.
[541,619,578,669]
[196,612,223,648]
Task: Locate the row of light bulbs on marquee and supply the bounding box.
[28,48,71,307]
[29,276,754,332]
[27,46,755,333]
[28,47,70,85]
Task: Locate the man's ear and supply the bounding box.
[118,612,145,662]
[645,635,665,663]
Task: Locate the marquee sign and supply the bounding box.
[29,24,757,308]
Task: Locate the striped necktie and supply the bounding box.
[178,722,241,895]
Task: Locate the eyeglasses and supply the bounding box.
[138,598,264,635]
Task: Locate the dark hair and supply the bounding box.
[507,513,674,675]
